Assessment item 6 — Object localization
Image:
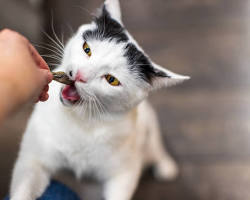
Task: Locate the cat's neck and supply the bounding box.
[63,104,138,129]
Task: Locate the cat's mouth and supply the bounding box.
[61,84,81,104]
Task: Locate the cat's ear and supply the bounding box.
[103,0,123,25]
[149,62,190,90]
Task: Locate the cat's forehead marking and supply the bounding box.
[83,6,128,43]
[80,5,160,84]
[124,43,160,83]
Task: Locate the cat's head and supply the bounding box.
[60,0,189,120]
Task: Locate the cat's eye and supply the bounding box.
[83,42,91,57]
[105,75,120,86]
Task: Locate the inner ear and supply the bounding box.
[149,63,190,89]
[153,68,171,78]
[103,0,123,25]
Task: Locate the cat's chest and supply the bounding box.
[51,117,132,178]
[55,124,114,156]
[36,96,136,177]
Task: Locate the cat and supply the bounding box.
[10,0,189,200]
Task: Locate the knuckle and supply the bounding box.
[1,28,12,33]
[1,28,18,36]
[0,29,27,43]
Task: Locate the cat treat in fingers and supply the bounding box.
[10,1,189,200]
[52,71,74,85]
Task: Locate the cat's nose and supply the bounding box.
[75,70,87,83]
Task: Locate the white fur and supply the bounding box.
[10,1,188,200]
[104,0,123,25]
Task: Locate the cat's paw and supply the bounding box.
[10,197,32,200]
[154,159,179,181]
[10,192,34,200]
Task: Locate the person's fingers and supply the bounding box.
[47,71,53,83]
[0,29,54,103]
[28,44,50,70]
[44,85,49,93]
[36,91,48,103]
[35,92,47,103]
[40,85,49,100]
[0,29,21,40]
[41,70,53,84]
[36,69,51,93]
[39,69,53,84]
[35,70,52,102]
[39,93,49,102]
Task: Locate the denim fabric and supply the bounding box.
[4,180,81,200]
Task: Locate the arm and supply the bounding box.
[0,29,52,123]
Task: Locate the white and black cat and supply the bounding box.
[10,0,189,200]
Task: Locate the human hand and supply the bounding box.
[0,29,53,104]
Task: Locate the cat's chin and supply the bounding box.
[60,95,79,106]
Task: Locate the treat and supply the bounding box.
[52,71,74,85]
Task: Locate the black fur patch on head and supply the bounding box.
[83,6,128,43]
[83,5,170,83]
[124,43,170,83]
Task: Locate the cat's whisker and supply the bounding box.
[81,98,88,115]
[93,94,106,116]
[34,44,63,58]
[90,98,94,120]
[38,42,64,55]
[66,23,75,36]
[47,63,60,67]
[37,44,64,56]
[85,97,90,121]
[40,57,61,62]
[92,96,102,119]
[42,30,64,52]
[41,58,61,63]
[83,100,89,117]
[95,101,104,117]
[87,94,96,120]
[51,15,65,48]
[72,5,95,18]
[96,96,106,113]
[76,100,84,114]
[73,101,81,114]
[90,98,96,119]
[92,98,100,118]
[47,61,60,65]
[74,89,92,118]
[41,54,62,61]
[93,101,100,119]
[61,32,64,47]
[86,92,104,118]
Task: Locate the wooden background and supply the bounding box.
[1,0,250,199]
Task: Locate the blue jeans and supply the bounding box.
[4,180,81,200]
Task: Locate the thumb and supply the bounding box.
[37,69,52,91]
[33,69,52,103]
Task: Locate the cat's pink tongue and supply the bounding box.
[62,85,80,101]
